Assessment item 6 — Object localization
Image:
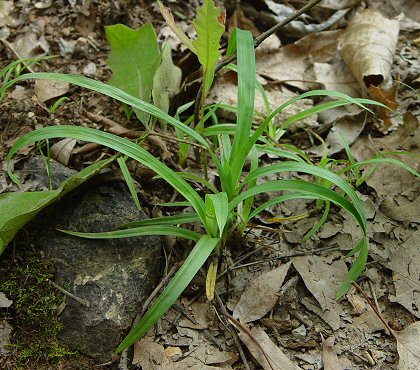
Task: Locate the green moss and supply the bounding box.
[0,249,75,367]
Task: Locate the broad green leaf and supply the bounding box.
[228,29,255,190]
[152,42,182,115]
[7,126,207,223]
[0,156,115,255]
[192,0,225,95]
[59,225,201,242]
[207,192,229,238]
[105,23,160,123]
[158,1,196,54]
[116,235,220,352]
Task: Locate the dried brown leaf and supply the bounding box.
[339,9,399,91]
[387,230,420,318]
[393,321,420,369]
[233,262,291,323]
[34,79,69,103]
[322,336,343,370]
[238,325,301,370]
[50,138,76,167]
[293,256,346,330]
[132,338,170,368]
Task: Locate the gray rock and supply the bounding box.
[28,159,161,362]
[22,156,77,190]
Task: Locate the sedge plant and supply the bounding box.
[2,0,418,355]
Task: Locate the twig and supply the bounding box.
[0,38,36,73]
[213,294,251,370]
[352,282,393,333]
[228,245,338,271]
[47,278,90,307]
[215,292,275,370]
[367,280,381,315]
[193,0,323,124]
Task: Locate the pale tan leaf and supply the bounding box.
[322,336,343,370]
[293,256,346,330]
[50,138,76,167]
[393,321,420,370]
[387,230,420,318]
[34,79,69,103]
[257,30,342,90]
[12,32,49,58]
[339,9,399,91]
[132,338,171,368]
[233,262,291,323]
[238,325,301,370]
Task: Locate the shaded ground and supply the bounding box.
[0,1,419,369]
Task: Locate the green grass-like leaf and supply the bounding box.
[7,126,207,223]
[59,225,201,242]
[116,235,220,352]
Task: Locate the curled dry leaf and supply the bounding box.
[50,138,76,167]
[339,9,399,91]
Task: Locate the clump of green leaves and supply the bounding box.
[0,0,418,358]
[0,251,74,365]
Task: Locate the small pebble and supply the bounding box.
[292,324,307,339]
